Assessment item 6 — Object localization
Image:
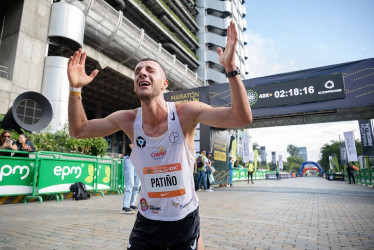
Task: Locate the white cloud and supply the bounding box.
[245,29,298,78]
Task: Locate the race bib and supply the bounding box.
[143,163,185,198]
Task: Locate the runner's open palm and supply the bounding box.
[217,21,238,68]
[68,49,99,88]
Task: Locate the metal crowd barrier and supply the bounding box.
[353,168,373,186]
[0,149,125,204]
[232,169,279,181]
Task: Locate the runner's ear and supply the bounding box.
[161,80,168,91]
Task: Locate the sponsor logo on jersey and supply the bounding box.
[136,136,146,148]
[150,147,167,160]
[140,198,148,211]
[169,132,180,144]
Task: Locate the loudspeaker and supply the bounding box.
[2,91,53,132]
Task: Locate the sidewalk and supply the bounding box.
[0,177,373,249]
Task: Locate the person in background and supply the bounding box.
[122,136,140,214]
[0,130,17,156]
[247,161,254,184]
[234,159,239,168]
[14,134,36,157]
[275,167,280,180]
[347,162,355,184]
[205,152,214,192]
[229,156,234,187]
[197,150,208,191]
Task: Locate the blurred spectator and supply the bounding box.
[14,134,36,157]
[0,130,17,156]
[347,162,356,184]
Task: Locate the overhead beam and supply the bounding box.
[248,106,374,128]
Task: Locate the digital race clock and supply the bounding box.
[246,74,345,109]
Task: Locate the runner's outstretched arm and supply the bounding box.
[67,49,129,138]
[184,21,252,129]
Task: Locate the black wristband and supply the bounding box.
[225,67,240,77]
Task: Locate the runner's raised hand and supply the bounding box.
[217,21,238,70]
[67,48,99,88]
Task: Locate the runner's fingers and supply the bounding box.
[68,56,73,68]
[74,49,82,65]
[80,51,86,66]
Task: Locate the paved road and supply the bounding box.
[0,177,373,249]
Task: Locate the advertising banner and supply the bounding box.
[271,152,276,167]
[358,120,374,156]
[211,129,230,185]
[254,150,258,172]
[278,155,283,170]
[96,159,113,190]
[260,146,266,165]
[37,158,99,194]
[339,143,347,165]
[242,136,250,163]
[228,131,237,162]
[237,130,250,163]
[239,169,247,181]
[0,158,35,195]
[329,156,333,170]
[344,131,358,162]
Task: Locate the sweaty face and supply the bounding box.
[134,61,168,101]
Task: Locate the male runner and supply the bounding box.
[67,21,252,249]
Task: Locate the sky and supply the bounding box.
[243,0,374,162]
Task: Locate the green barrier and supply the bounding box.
[107,158,124,195]
[0,150,125,204]
[233,170,274,181]
[239,169,247,181]
[0,152,36,196]
[349,167,373,186]
[362,169,368,185]
[232,169,240,181]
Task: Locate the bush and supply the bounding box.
[0,125,108,157]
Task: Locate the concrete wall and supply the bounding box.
[0,0,50,114]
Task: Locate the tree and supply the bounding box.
[285,156,304,173]
[287,144,298,156]
[319,140,362,172]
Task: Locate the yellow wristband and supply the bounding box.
[69,90,81,96]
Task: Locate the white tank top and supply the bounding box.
[130,102,199,221]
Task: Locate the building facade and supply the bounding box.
[196,0,248,84]
[297,147,308,162]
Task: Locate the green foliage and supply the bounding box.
[285,156,305,173]
[319,140,362,172]
[158,0,199,43]
[134,0,199,60]
[287,144,298,156]
[0,113,4,126]
[0,125,108,157]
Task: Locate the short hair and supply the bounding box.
[138,58,166,77]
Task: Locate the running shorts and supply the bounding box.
[127,207,200,250]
